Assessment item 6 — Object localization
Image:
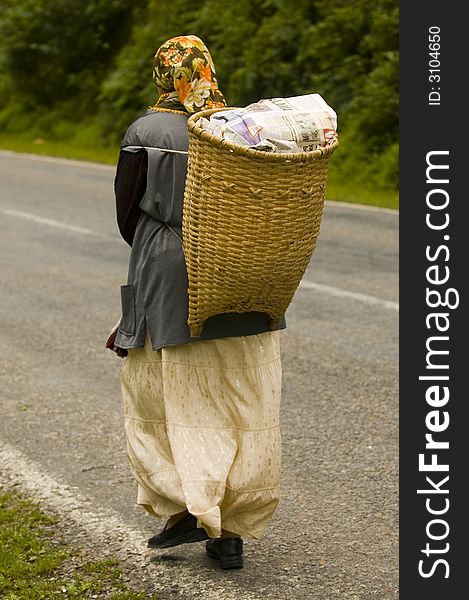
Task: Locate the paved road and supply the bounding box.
[0,151,398,599]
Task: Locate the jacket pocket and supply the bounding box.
[119,284,136,336]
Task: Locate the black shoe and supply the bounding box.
[206,538,243,569]
[147,513,209,549]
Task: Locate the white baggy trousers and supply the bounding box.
[120,330,282,539]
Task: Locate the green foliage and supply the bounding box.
[0,0,137,109]
[0,0,399,195]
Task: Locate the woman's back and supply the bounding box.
[123,110,189,230]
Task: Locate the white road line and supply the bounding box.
[2,208,99,236]
[298,280,399,311]
[1,205,398,311]
[0,441,262,600]
[325,199,398,215]
[0,207,120,240]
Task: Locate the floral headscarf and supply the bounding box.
[151,35,227,114]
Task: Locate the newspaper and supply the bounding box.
[199,93,337,153]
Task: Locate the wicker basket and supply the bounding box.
[182,107,339,337]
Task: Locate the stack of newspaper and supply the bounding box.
[199,93,337,153]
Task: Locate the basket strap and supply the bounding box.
[122,145,186,243]
[165,224,183,243]
[123,145,188,155]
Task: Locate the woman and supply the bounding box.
[109,35,285,570]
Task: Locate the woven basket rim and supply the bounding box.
[187,107,339,163]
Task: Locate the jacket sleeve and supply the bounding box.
[114,148,148,246]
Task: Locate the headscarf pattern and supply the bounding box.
[151,35,227,114]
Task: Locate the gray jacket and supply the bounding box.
[114,110,286,351]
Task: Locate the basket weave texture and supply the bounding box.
[182,107,339,337]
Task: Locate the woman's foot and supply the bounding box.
[164,510,188,529]
[206,537,244,569]
[147,512,209,549]
[221,529,241,538]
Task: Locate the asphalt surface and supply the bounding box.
[0,150,398,599]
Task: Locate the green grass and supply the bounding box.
[0,132,398,210]
[0,132,118,165]
[326,172,399,210]
[0,491,158,599]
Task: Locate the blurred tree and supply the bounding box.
[0,0,138,110]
